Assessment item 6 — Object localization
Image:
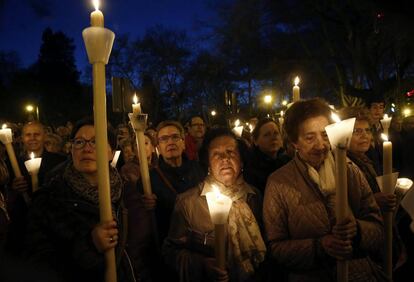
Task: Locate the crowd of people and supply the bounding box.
[0,97,413,282]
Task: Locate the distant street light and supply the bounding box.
[211,110,217,116]
[25,104,39,121]
[282,100,288,106]
[264,95,272,104]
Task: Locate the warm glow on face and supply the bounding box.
[133,94,138,104]
[93,0,100,11]
[264,95,272,104]
[381,133,388,142]
[294,76,300,86]
[30,152,35,159]
[1,124,6,130]
[331,113,341,123]
[235,119,240,127]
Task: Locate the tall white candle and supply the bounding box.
[91,0,104,27]
[381,133,393,279]
[293,76,300,102]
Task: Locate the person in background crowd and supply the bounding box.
[394,114,414,180]
[0,157,9,249]
[244,118,291,193]
[366,97,386,174]
[140,120,205,281]
[44,133,63,154]
[121,132,157,281]
[55,125,71,142]
[340,106,404,270]
[116,123,131,146]
[119,138,135,164]
[264,99,385,281]
[24,118,134,281]
[163,128,266,282]
[6,121,66,256]
[185,116,206,161]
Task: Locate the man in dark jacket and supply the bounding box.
[6,121,66,255]
[137,120,205,281]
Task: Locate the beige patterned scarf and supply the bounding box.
[203,175,266,280]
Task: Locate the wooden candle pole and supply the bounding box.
[382,136,393,280]
[335,145,348,282]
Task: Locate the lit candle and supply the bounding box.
[232,119,243,137]
[293,76,300,102]
[132,94,142,116]
[380,114,392,136]
[325,114,356,282]
[91,0,104,27]
[381,133,393,280]
[206,185,233,269]
[24,152,42,192]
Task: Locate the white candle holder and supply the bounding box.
[128,113,148,132]
[82,27,115,64]
[325,117,356,149]
[110,150,121,168]
[24,156,42,175]
[376,172,399,194]
[206,186,232,224]
[0,125,12,144]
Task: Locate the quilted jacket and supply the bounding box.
[263,156,384,282]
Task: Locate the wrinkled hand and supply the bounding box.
[321,234,353,260]
[91,220,118,253]
[333,216,357,241]
[374,192,397,212]
[204,257,229,282]
[12,176,29,193]
[141,193,157,211]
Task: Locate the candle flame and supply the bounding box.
[211,184,223,199]
[294,76,300,86]
[280,110,284,117]
[383,114,389,119]
[1,124,6,129]
[331,113,341,123]
[249,124,253,132]
[30,152,35,159]
[133,94,138,104]
[381,133,388,142]
[235,119,240,127]
[92,0,100,11]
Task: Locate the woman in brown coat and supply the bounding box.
[263,99,385,281]
[163,128,266,282]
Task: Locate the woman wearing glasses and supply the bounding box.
[25,118,135,281]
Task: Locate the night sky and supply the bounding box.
[0,0,211,71]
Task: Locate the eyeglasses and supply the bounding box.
[158,134,182,143]
[353,128,372,136]
[72,138,96,149]
[191,123,205,127]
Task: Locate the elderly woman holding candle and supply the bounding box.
[163,128,266,282]
[263,99,385,281]
[25,118,134,281]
